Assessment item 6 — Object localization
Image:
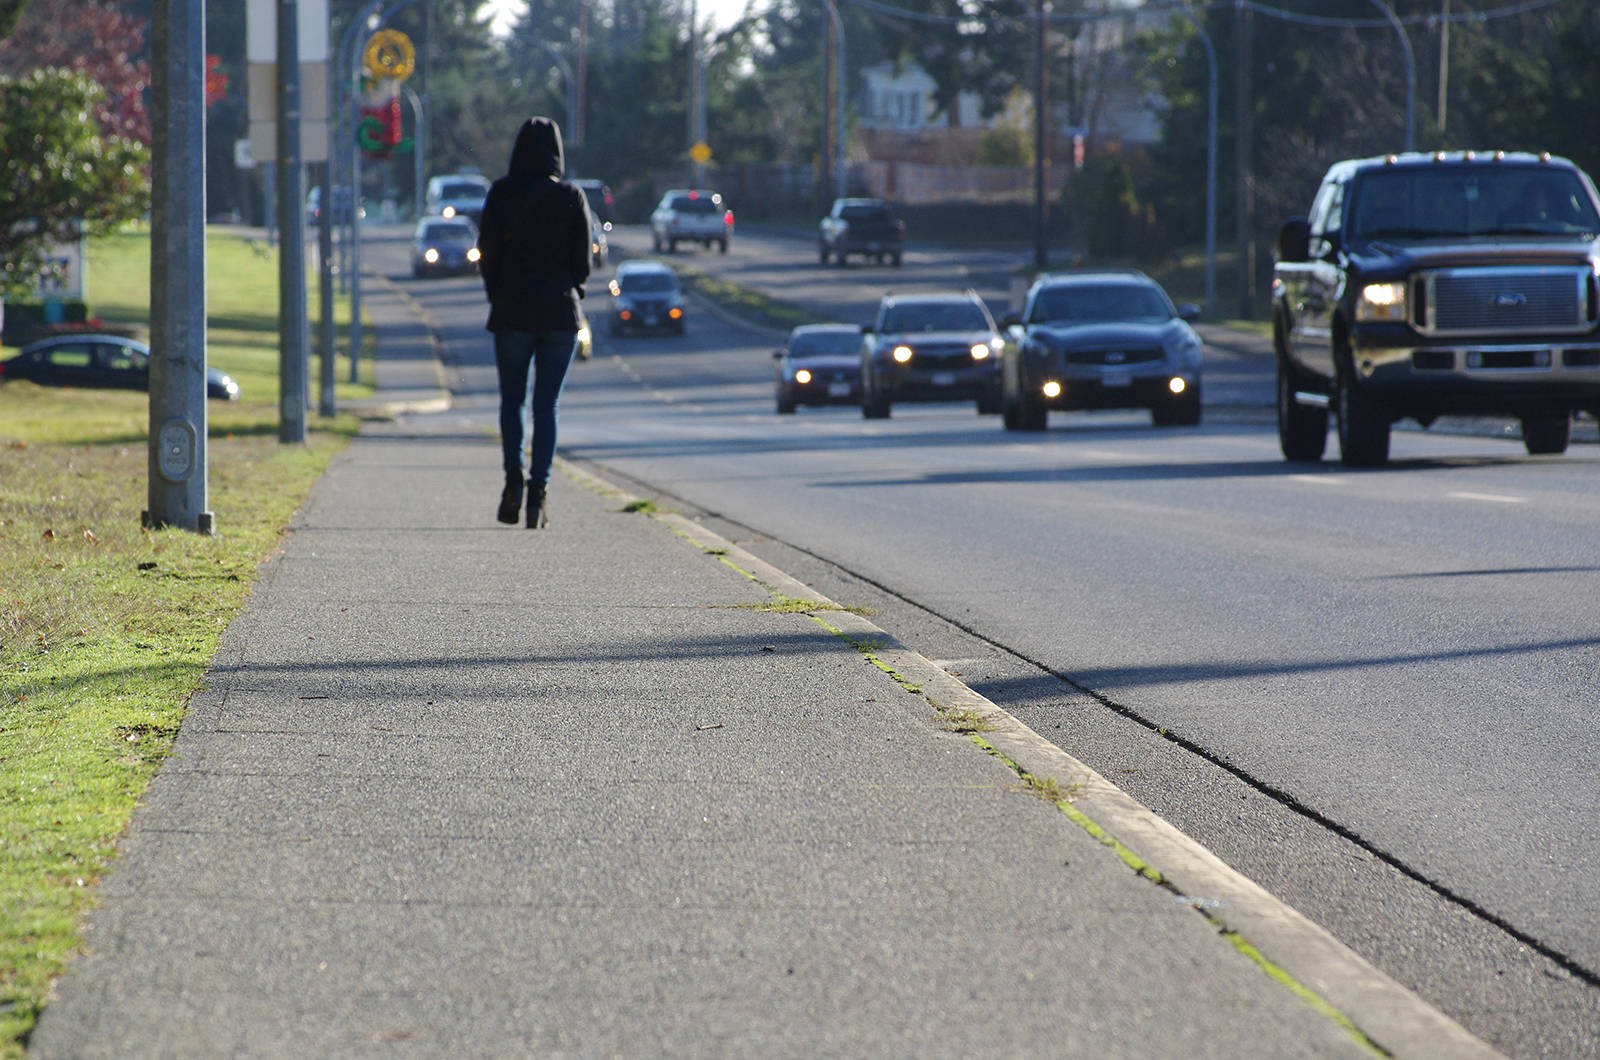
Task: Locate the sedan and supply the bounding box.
[1001,270,1203,430]
[773,324,863,413]
[411,217,481,278]
[0,334,241,400]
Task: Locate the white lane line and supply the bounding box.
[1290,474,1346,486]
[1448,491,1527,504]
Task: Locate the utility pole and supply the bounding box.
[147,0,213,533]
[1233,0,1254,320]
[1032,0,1049,271]
[577,2,588,146]
[277,0,309,443]
[822,12,834,209]
[1437,0,1450,135]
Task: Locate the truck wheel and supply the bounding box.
[718,238,729,254]
[891,253,903,267]
[776,388,796,415]
[861,381,890,419]
[1521,413,1571,455]
[1336,358,1391,466]
[1277,357,1327,460]
[1018,391,1047,431]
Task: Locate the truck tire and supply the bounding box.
[1521,413,1571,455]
[1336,356,1391,466]
[1277,356,1327,461]
[718,238,728,254]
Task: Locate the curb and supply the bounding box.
[558,454,1503,1060]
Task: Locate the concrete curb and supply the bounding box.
[558,455,1504,1060]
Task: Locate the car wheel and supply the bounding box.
[652,233,662,252]
[836,251,848,268]
[819,245,830,265]
[891,253,903,267]
[1277,352,1327,460]
[1336,353,1391,466]
[1521,413,1571,455]
[776,388,796,414]
[1002,395,1021,430]
[719,238,728,254]
[861,380,890,419]
[667,238,677,253]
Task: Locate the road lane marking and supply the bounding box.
[1291,474,1346,486]
[1448,491,1526,504]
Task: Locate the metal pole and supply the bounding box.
[406,85,424,219]
[147,0,213,533]
[821,11,833,206]
[1180,6,1218,318]
[1234,0,1253,319]
[318,157,336,415]
[1366,0,1415,151]
[278,0,309,443]
[833,2,845,199]
[1032,0,1048,271]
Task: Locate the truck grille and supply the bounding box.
[1417,266,1594,337]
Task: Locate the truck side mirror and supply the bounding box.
[1277,218,1311,263]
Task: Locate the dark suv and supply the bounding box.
[859,291,1003,418]
[1274,151,1600,464]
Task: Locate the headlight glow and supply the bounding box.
[466,247,481,262]
[794,369,813,384]
[1168,377,1187,395]
[609,280,622,296]
[1042,380,1062,398]
[1357,281,1407,322]
[577,325,591,344]
[970,343,991,360]
[424,248,439,264]
[668,307,684,320]
[892,345,913,363]
[441,206,456,218]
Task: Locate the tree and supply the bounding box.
[0,0,151,144]
[0,68,149,297]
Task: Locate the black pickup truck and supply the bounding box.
[818,198,904,266]
[1273,151,1600,464]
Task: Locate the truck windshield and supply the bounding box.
[1348,165,1600,241]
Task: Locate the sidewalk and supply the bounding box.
[30,288,1491,1057]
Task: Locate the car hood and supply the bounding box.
[786,354,859,372]
[1025,320,1187,348]
[881,330,993,346]
[1345,236,1600,272]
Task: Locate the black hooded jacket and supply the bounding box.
[477,118,592,333]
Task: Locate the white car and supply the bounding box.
[650,189,732,253]
[424,173,490,223]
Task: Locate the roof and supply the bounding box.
[616,259,674,274]
[1323,151,1578,182]
[1030,269,1156,290]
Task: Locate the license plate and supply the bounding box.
[827,382,852,397]
[932,372,956,386]
[867,242,883,251]
[644,315,659,327]
[1102,372,1132,388]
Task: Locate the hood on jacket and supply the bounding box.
[508,117,564,180]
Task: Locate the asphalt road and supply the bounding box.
[366,219,1600,1058]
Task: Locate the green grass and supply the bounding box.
[0,225,367,1057]
[676,266,816,332]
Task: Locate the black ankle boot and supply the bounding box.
[497,472,524,524]
[526,481,548,529]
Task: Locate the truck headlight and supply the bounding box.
[892,345,913,363]
[1357,281,1407,322]
[970,342,992,360]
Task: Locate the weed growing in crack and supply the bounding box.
[621,499,661,514]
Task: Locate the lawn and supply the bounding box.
[0,225,370,1056]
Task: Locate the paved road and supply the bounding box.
[369,220,1600,1058]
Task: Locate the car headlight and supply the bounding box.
[577,324,591,345]
[795,369,813,384]
[441,206,456,219]
[891,345,913,363]
[668,307,684,320]
[466,247,481,263]
[1357,281,1407,322]
[970,342,992,360]
[1042,380,1062,398]
[424,248,439,264]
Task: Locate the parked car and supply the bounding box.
[305,185,363,225]
[572,178,616,229]
[1000,270,1203,431]
[650,189,732,253]
[0,333,240,400]
[424,173,490,223]
[819,197,905,266]
[607,260,686,335]
[410,217,480,278]
[1274,151,1600,464]
[773,323,864,413]
[859,291,1004,418]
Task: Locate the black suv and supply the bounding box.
[859,291,1003,418]
[1274,151,1600,464]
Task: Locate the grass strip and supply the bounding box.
[675,265,816,332]
[0,225,364,1057]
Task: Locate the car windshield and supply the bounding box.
[881,303,990,333]
[788,332,860,358]
[1029,284,1173,324]
[620,273,676,293]
[670,196,718,214]
[1348,165,1600,240]
[441,182,485,199]
[423,223,474,242]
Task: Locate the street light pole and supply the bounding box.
[1178,5,1218,318]
[1366,0,1415,151]
[1032,0,1048,271]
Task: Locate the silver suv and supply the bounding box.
[650,189,732,253]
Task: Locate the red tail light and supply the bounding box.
[723,210,734,226]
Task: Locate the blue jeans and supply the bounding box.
[494,330,578,485]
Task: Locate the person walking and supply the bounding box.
[477,116,592,528]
